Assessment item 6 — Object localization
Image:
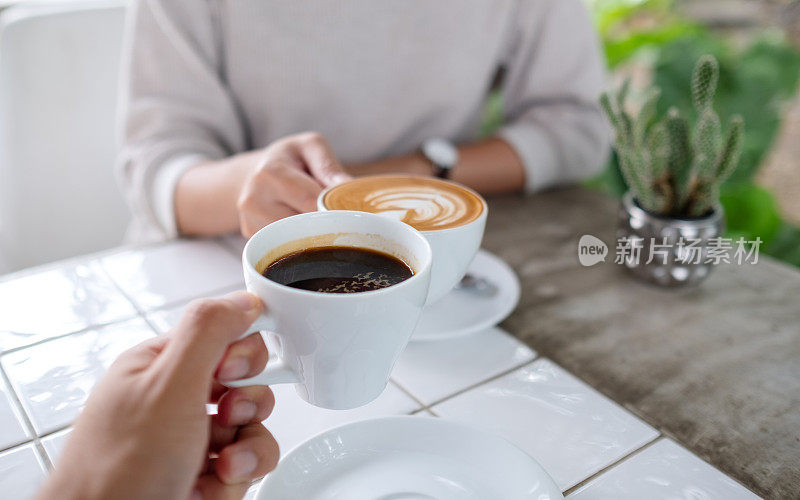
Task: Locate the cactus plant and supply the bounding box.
[602,55,745,218]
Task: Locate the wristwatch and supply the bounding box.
[420,138,459,179]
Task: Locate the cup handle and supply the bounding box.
[221,312,301,388]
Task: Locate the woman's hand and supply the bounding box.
[236,132,351,237]
[175,132,351,238]
[36,291,278,500]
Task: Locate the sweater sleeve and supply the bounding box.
[116,0,246,240]
[497,0,611,193]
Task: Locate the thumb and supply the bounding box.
[163,291,264,379]
[295,132,352,187]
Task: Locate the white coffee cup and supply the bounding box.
[226,210,432,410]
[318,178,487,304]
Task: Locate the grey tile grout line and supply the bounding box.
[0,437,31,455]
[0,436,56,471]
[34,424,74,471]
[539,361,765,497]
[0,242,157,357]
[35,424,72,444]
[0,239,205,356]
[391,354,666,496]
[136,283,250,333]
[33,437,54,471]
[561,433,664,497]
[423,356,540,411]
[390,353,541,416]
[395,350,758,497]
[390,354,671,496]
[0,246,761,495]
[0,241,169,465]
[540,358,764,498]
[1,256,152,357]
[2,245,541,472]
[1,265,243,452]
[0,255,245,457]
[389,379,429,413]
[0,266,243,458]
[95,245,245,318]
[138,314,164,337]
[0,362,45,465]
[0,240,173,286]
[1,354,76,469]
[0,340,762,496]
[654,428,763,498]
[1,388,758,495]
[0,313,141,357]
[0,260,156,357]
[96,259,158,318]
[148,283,247,312]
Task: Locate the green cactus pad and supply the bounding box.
[600,54,743,218]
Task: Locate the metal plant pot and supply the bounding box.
[617,191,725,287]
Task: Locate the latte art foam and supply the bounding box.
[362,189,470,229]
[323,176,484,231]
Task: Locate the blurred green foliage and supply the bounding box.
[479,91,504,138]
[653,34,800,184]
[719,184,800,266]
[589,0,701,67]
[586,0,800,266]
[720,184,782,243]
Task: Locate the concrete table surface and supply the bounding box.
[483,187,800,499]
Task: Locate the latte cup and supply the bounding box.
[318,176,487,304]
[224,211,432,410]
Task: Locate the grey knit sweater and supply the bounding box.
[118,0,609,241]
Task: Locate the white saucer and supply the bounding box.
[256,416,563,500]
[412,249,520,342]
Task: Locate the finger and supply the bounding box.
[209,416,237,454]
[216,332,268,382]
[210,379,232,403]
[209,386,275,451]
[267,164,323,212]
[293,132,351,187]
[192,473,250,500]
[209,386,275,452]
[109,335,170,373]
[217,386,275,427]
[215,423,280,485]
[161,292,263,380]
[241,158,320,213]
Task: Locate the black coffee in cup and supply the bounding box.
[262,246,413,293]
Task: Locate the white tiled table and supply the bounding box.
[0,238,761,499]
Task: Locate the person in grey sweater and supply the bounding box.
[118,0,609,241]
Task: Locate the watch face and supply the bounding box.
[423,138,458,168]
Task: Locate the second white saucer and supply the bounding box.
[411,249,520,342]
[256,416,563,500]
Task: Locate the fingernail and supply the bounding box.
[232,400,257,422]
[229,450,258,480]
[218,357,249,381]
[225,291,260,313]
